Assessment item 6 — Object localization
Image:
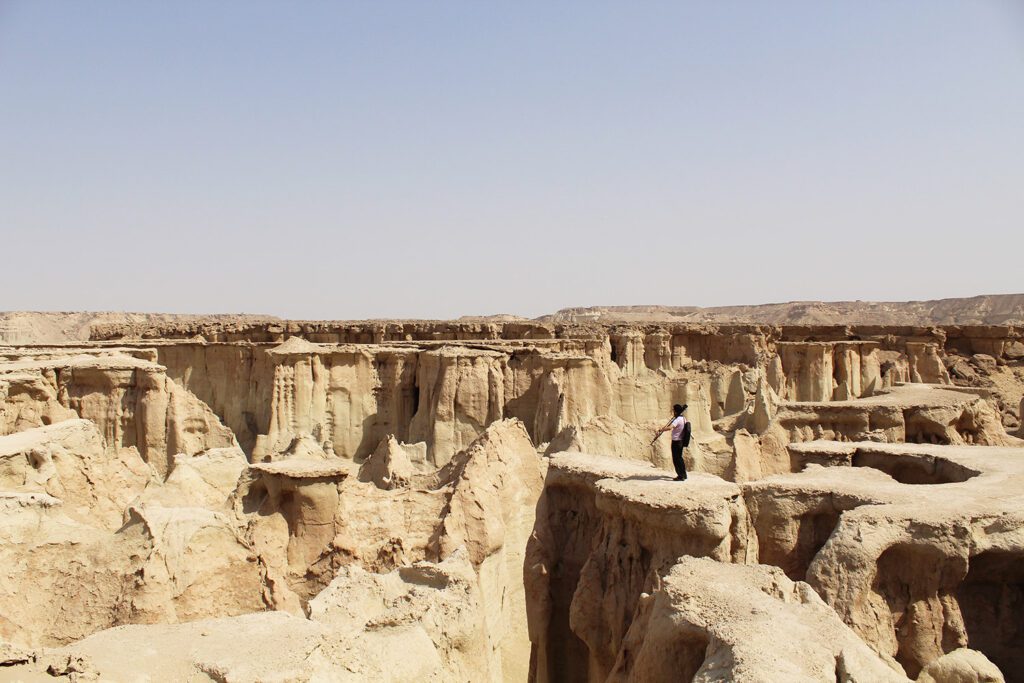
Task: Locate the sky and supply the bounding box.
[1,2,1022,319]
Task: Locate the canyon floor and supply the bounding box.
[1,312,1023,682]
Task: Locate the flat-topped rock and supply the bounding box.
[544,452,662,490]
[744,462,913,504]
[786,383,986,409]
[595,474,741,515]
[788,439,1024,481]
[249,458,354,479]
[0,352,163,375]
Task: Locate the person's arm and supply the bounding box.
[654,417,676,436]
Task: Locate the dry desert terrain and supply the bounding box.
[2,301,1023,682]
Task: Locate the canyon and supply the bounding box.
[1,315,1023,682]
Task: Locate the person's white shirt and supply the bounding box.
[670,415,687,441]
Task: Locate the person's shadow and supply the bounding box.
[622,474,677,482]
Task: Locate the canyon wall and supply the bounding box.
[1,319,1022,682]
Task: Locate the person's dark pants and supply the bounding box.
[670,440,688,479]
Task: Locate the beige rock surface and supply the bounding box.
[2,317,1023,682]
[134,446,247,509]
[611,557,908,682]
[0,491,264,648]
[526,453,755,682]
[0,419,153,529]
[357,434,430,489]
[916,648,1005,683]
[0,311,275,344]
[0,351,237,478]
[2,551,504,683]
[542,294,1024,326]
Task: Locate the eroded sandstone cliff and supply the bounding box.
[1,318,1022,682]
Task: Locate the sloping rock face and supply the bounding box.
[0,417,544,682]
[0,492,263,648]
[613,558,909,682]
[0,350,237,478]
[1,319,1023,682]
[0,419,152,529]
[234,418,543,680]
[6,552,508,682]
[526,454,754,682]
[792,443,1024,679]
[525,441,1024,682]
[81,321,1024,466]
[542,294,1024,326]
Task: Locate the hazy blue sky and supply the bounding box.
[1,2,1022,319]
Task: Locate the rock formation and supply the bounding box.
[542,293,1024,326]
[1,316,1022,681]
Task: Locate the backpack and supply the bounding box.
[681,421,692,447]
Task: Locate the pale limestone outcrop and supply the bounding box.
[609,330,646,376]
[526,439,1024,682]
[266,433,331,461]
[236,419,543,679]
[250,333,739,471]
[774,341,885,402]
[358,434,430,489]
[745,385,1021,482]
[709,365,745,419]
[122,504,264,626]
[0,419,153,529]
[916,648,1005,683]
[409,347,506,465]
[545,415,664,468]
[0,492,141,648]
[776,342,836,401]
[134,446,247,509]
[908,342,953,384]
[2,319,1022,681]
[835,341,883,399]
[110,321,1020,483]
[0,492,263,648]
[164,378,238,465]
[256,341,419,463]
[544,371,729,477]
[609,558,908,682]
[431,421,545,680]
[531,354,614,445]
[743,464,905,581]
[0,353,236,479]
[8,419,540,680]
[307,549,492,681]
[780,442,1024,679]
[0,370,77,435]
[526,454,753,682]
[5,551,504,682]
[8,612,323,682]
[750,375,779,434]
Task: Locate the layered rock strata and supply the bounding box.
[1,319,1022,682]
[526,440,1024,682]
[0,351,236,477]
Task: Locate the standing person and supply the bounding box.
[653,404,689,481]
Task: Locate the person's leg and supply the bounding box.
[671,441,686,479]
